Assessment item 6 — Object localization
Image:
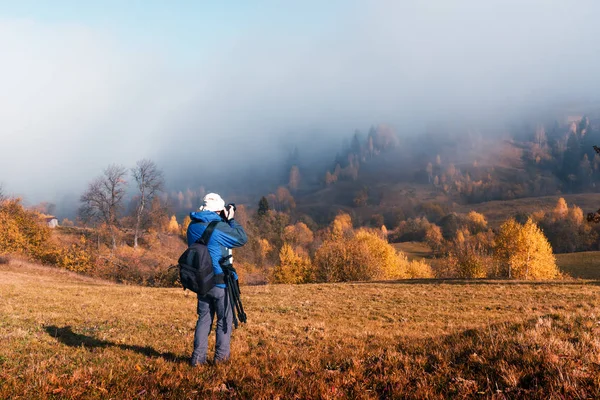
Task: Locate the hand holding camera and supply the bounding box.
[221,203,236,221]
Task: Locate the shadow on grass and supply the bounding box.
[44,325,188,364]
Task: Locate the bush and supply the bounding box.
[0,198,52,259]
[405,258,434,279]
[93,245,179,286]
[314,229,432,282]
[441,230,495,278]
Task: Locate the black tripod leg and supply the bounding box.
[226,276,239,328]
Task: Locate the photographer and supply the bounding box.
[186,193,248,366]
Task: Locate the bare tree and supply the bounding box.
[0,183,5,202]
[131,159,164,248]
[79,164,128,249]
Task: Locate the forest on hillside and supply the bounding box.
[3,109,600,286]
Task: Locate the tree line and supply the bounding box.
[78,160,165,249]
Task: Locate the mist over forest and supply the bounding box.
[2,0,600,217]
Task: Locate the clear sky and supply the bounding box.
[0,1,350,59]
[1,0,599,207]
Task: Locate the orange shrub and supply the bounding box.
[314,229,432,282]
[0,198,51,258]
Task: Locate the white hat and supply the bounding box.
[199,192,225,212]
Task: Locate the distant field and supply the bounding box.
[2,260,600,398]
[456,193,600,227]
[393,241,446,273]
[555,251,600,279]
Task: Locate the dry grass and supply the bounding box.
[2,260,600,399]
[555,251,600,279]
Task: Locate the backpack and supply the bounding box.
[177,221,224,295]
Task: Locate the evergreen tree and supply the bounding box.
[257,196,270,216]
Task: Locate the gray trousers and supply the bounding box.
[191,286,233,365]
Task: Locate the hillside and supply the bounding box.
[2,260,600,398]
[455,193,600,228]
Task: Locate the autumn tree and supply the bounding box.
[131,159,164,248]
[283,222,314,249]
[273,187,296,212]
[324,171,337,186]
[445,230,494,279]
[271,243,313,284]
[167,215,180,234]
[251,208,290,262]
[494,218,559,279]
[538,198,596,253]
[147,197,170,233]
[466,211,488,233]
[329,213,353,239]
[553,197,568,219]
[181,215,192,239]
[79,164,128,249]
[424,224,443,253]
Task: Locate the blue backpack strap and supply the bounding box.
[196,221,218,245]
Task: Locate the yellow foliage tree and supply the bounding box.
[314,229,432,282]
[167,215,180,234]
[271,243,313,284]
[467,211,488,231]
[553,197,568,220]
[330,213,353,239]
[181,215,192,238]
[494,218,559,279]
[568,205,584,225]
[424,224,443,253]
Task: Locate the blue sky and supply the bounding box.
[0,1,351,61]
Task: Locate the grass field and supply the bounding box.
[2,260,600,398]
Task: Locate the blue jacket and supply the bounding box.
[186,210,248,288]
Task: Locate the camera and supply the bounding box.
[220,203,236,220]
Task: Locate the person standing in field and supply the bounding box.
[186,193,248,365]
